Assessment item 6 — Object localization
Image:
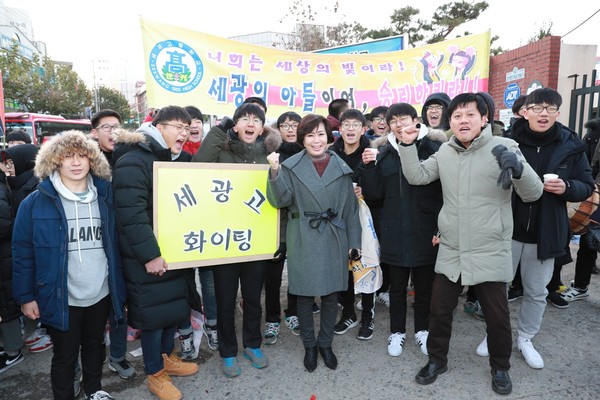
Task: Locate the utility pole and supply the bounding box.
[92,59,99,113]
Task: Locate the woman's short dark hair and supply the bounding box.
[276,111,302,127]
[297,114,334,145]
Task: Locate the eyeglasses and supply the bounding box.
[526,105,559,114]
[341,122,363,130]
[238,117,263,126]
[372,117,386,123]
[426,105,444,111]
[389,116,414,127]
[279,123,299,131]
[97,124,121,132]
[160,123,190,133]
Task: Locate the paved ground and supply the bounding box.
[2,243,600,400]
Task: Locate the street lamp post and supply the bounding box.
[92,59,107,113]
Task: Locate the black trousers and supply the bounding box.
[47,295,111,400]
[264,257,297,323]
[213,260,266,358]
[297,292,338,348]
[388,264,435,334]
[427,274,511,371]
[339,270,374,321]
[574,234,596,288]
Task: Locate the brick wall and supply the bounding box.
[488,36,562,120]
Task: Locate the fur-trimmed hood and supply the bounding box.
[262,124,283,154]
[34,130,111,180]
[112,129,149,164]
[224,124,282,155]
[369,127,448,149]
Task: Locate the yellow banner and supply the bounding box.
[153,162,279,269]
[141,18,490,116]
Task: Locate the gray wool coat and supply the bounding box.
[267,150,361,297]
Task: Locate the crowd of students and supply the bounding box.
[1,87,598,399]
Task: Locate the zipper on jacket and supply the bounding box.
[526,146,542,233]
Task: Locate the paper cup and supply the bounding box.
[543,173,558,182]
[367,148,379,157]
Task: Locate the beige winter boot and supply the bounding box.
[147,369,182,400]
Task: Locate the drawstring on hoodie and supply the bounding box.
[71,197,95,263]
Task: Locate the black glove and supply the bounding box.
[273,243,286,261]
[584,224,600,252]
[349,248,361,261]
[492,144,524,189]
[217,117,235,133]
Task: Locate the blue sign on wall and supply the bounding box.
[504,83,521,108]
[314,35,404,54]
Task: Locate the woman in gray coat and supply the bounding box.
[266,114,361,373]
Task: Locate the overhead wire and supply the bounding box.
[561,8,600,38]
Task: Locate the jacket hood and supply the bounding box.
[138,122,183,161]
[422,92,451,130]
[34,130,111,180]
[225,124,282,155]
[370,127,448,150]
[585,118,600,135]
[262,125,283,154]
[1,143,39,176]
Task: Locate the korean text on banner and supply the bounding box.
[140,18,490,116]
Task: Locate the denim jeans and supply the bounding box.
[199,268,217,326]
[108,305,128,362]
[141,326,177,375]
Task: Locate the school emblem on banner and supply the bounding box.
[148,40,204,93]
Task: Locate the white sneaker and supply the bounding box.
[414,330,429,355]
[387,332,405,357]
[517,336,544,369]
[476,335,489,357]
[377,292,390,308]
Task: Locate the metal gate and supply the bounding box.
[569,69,600,138]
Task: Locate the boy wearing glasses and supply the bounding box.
[421,92,451,131]
[505,88,593,370]
[112,106,198,400]
[330,109,376,340]
[89,109,137,381]
[365,106,389,141]
[193,103,281,378]
[90,110,122,166]
[357,103,447,359]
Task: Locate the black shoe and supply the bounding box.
[507,287,523,302]
[318,346,337,370]
[333,316,358,335]
[491,369,512,395]
[0,351,24,373]
[357,319,374,340]
[312,302,320,314]
[415,361,447,385]
[546,291,569,309]
[304,347,318,372]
